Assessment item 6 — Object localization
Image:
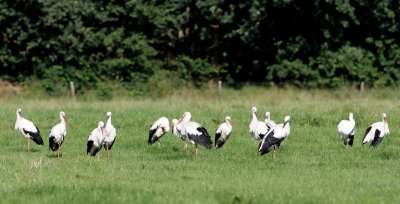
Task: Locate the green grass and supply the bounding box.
[1,87,400,203]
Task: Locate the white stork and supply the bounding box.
[87,121,105,160]
[148,117,170,147]
[215,116,233,149]
[337,113,355,149]
[49,111,67,158]
[104,112,116,157]
[259,116,291,160]
[249,107,269,140]
[172,118,188,151]
[362,113,389,147]
[178,112,212,156]
[265,112,276,129]
[15,108,44,151]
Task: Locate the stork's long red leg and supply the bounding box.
[57,142,61,158]
[27,137,31,152]
[183,142,188,153]
[106,144,109,158]
[195,144,199,156]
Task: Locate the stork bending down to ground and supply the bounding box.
[172,118,188,151]
[15,108,44,151]
[215,116,233,149]
[87,121,105,160]
[104,112,116,157]
[49,111,67,158]
[148,117,170,147]
[362,113,389,147]
[178,112,212,156]
[337,113,355,149]
[259,116,291,160]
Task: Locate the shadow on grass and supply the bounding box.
[11,147,41,153]
[46,153,63,158]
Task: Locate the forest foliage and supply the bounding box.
[1,0,400,95]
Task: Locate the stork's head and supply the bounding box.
[265,112,271,119]
[179,112,191,122]
[106,111,112,121]
[60,111,67,121]
[251,107,258,118]
[98,121,105,134]
[172,119,178,126]
[348,112,354,120]
[225,116,232,125]
[382,113,387,123]
[283,116,290,128]
[16,108,22,117]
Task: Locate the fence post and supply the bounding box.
[70,81,76,100]
[360,81,365,92]
[218,80,222,93]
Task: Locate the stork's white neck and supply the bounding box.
[226,119,231,127]
[252,112,258,121]
[60,116,66,124]
[15,112,22,130]
[106,117,112,126]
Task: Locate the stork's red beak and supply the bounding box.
[105,116,109,122]
[63,116,68,121]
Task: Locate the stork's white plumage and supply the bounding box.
[148,117,170,147]
[49,111,67,158]
[362,113,389,147]
[172,118,188,151]
[104,112,116,157]
[178,112,212,156]
[215,116,233,149]
[15,108,44,151]
[265,112,276,129]
[249,107,269,140]
[259,116,291,159]
[87,121,105,160]
[337,113,355,149]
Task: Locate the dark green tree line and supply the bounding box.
[1,0,399,94]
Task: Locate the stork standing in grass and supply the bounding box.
[264,112,276,129]
[259,116,291,160]
[215,116,233,149]
[178,112,212,156]
[49,111,67,158]
[148,117,170,147]
[87,121,105,160]
[104,112,116,157]
[249,107,269,140]
[337,113,355,149]
[15,108,44,151]
[172,118,188,151]
[362,113,389,147]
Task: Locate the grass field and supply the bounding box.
[1,87,400,203]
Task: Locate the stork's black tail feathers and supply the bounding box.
[194,127,212,149]
[348,135,354,146]
[24,127,43,145]
[87,140,100,156]
[49,136,60,151]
